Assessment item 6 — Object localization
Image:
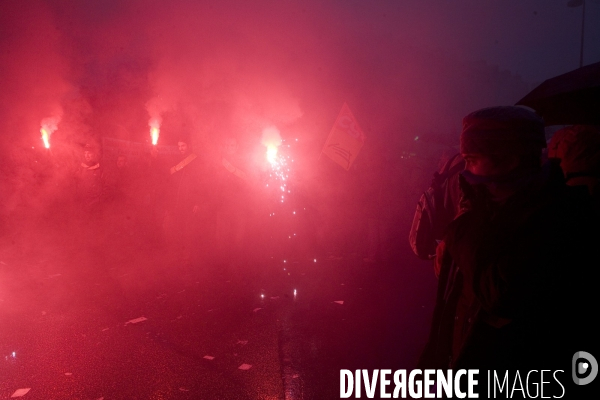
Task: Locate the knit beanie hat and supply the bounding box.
[461,106,546,155]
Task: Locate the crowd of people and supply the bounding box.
[410,105,599,394]
[65,134,265,275]
[3,101,597,395]
[51,127,432,275]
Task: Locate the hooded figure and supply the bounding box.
[419,107,598,393]
[75,143,104,212]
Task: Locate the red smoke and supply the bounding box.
[2,0,558,220]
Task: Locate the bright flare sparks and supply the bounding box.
[40,127,50,149]
[151,126,159,145]
[261,126,282,166]
[149,120,160,145]
[266,145,278,164]
[261,127,294,202]
[40,116,60,149]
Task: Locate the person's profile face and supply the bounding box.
[84,150,95,163]
[178,141,189,155]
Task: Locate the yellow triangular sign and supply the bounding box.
[321,103,365,170]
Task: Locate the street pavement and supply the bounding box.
[0,218,437,399]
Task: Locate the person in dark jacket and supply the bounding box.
[138,146,169,246]
[75,143,105,215]
[164,136,206,266]
[419,106,597,396]
[548,124,600,215]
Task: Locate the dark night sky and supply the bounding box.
[1,0,599,160]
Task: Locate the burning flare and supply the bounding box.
[149,119,160,145]
[146,96,167,146]
[40,117,60,149]
[261,126,291,203]
[261,126,282,166]
[266,145,278,164]
[40,127,50,148]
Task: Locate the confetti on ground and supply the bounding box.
[253,308,262,312]
[334,301,344,305]
[11,388,31,397]
[102,328,109,332]
[203,355,214,360]
[125,317,147,325]
[238,364,252,370]
[292,374,300,378]
[65,372,72,376]
[179,387,189,392]
[236,340,248,346]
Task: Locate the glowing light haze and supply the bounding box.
[39,116,61,149]
[262,126,283,165]
[1,0,599,215]
[2,0,598,156]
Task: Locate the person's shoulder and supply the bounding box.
[549,176,599,228]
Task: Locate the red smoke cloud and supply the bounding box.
[1,0,540,219]
[1,0,536,153]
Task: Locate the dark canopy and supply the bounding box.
[516,61,600,126]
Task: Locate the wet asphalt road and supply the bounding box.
[0,219,437,399]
